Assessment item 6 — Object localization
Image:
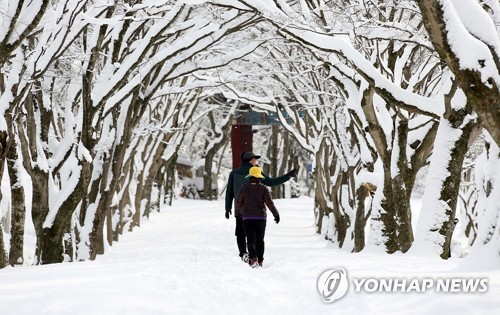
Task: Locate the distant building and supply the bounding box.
[176,155,193,179]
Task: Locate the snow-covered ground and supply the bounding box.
[1,197,499,314]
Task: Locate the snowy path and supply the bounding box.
[1,197,499,315]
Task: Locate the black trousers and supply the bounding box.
[242,219,267,261]
[235,216,247,257]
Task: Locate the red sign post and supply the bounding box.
[231,110,290,169]
[231,124,253,169]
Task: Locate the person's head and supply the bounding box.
[245,166,265,179]
[241,151,260,166]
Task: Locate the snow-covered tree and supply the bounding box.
[416,0,500,146]
[1,0,498,269]
[194,0,498,258]
[1,0,264,265]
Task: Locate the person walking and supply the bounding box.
[225,151,296,263]
[236,166,279,268]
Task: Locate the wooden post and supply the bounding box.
[231,124,253,169]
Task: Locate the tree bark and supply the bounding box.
[39,160,91,264]
[330,167,351,248]
[417,0,500,146]
[378,168,413,253]
[30,166,50,263]
[361,88,413,253]
[416,81,480,258]
[163,153,178,207]
[16,90,53,264]
[89,107,137,260]
[436,119,478,259]
[277,127,291,198]
[0,223,6,268]
[0,0,50,66]
[143,138,170,219]
[417,116,479,259]
[354,185,370,252]
[314,141,333,235]
[7,137,26,266]
[380,119,414,253]
[114,155,134,241]
[132,166,145,229]
[471,139,500,252]
[202,111,231,200]
[270,124,280,198]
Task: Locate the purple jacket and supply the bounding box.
[236,178,279,220]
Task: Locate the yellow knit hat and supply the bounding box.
[245,166,265,179]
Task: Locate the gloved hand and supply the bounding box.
[274,215,280,224]
[287,168,298,178]
[225,209,231,219]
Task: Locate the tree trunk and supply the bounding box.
[270,124,280,198]
[0,131,7,269]
[330,168,351,247]
[88,100,140,260]
[354,185,371,252]
[417,0,500,146]
[203,146,216,200]
[89,142,127,260]
[314,141,333,235]
[163,154,178,206]
[277,128,290,198]
[0,222,7,268]
[7,139,26,266]
[64,222,74,262]
[0,107,9,204]
[131,133,155,229]
[377,169,413,253]
[132,167,145,229]
[86,160,108,259]
[39,161,91,264]
[202,112,231,200]
[416,112,479,258]
[16,88,69,264]
[143,141,169,219]
[106,197,113,250]
[30,167,50,263]
[142,174,158,218]
[362,89,414,253]
[153,167,164,212]
[115,156,134,240]
[384,119,414,253]
[470,138,500,254]
[89,151,125,260]
[436,117,478,259]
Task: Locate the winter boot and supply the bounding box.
[249,258,260,268]
[241,253,249,263]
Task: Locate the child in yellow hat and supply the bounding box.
[236,166,280,268]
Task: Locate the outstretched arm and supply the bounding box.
[261,169,297,187]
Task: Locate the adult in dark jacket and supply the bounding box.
[237,166,280,268]
[225,151,297,263]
